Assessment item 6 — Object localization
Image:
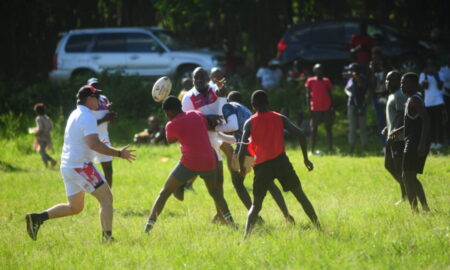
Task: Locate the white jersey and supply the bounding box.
[181,85,227,160]
[90,95,110,140]
[61,105,98,168]
[419,72,444,107]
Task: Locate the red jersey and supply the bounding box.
[248,111,285,165]
[350,34,374,64]
[165,111,216,171]
[305,77,333,111]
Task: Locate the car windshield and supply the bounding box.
[152,30,191,51]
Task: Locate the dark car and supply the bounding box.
[277,19,432,76]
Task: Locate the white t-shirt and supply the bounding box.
[256,67,282,90]
[439,65,450,95]
[182,86,227,160]
[419,72,444,107]
[90,95,110,140]
[61,105,99,168]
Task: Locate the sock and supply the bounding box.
[144,219,156,233]
[102,231,113,239]
[38,212,49,222]
[223,211,235,224]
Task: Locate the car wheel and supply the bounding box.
[398,56,422,73]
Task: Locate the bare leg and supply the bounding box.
[291,186,320,228]
[91,184,114,232]
[231,170,252,210]
[147,175,185,222]
[414,176,430,211]
[101,161,113,188]
[245,194,266,239]
[46,191,85,219]
[267,183,294,222]
[310,122,318,153]
[403,171,419,212]
[325,124,333,153]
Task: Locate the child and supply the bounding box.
[239,90,320,238]
[178,77,193,101]
[33,103,57,168]
[389,73,430,212]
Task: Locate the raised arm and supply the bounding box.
[282,115,313,171]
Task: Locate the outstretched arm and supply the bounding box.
[282,116,313,171]
[85,134,135,162]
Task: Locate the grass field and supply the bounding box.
[0,137,449,269]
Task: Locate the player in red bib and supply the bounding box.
[144,96,236,233]
[239,90,320,238]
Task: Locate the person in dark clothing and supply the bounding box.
[239,90,320,238]
[389,73,430,212]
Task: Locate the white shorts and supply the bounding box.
[61,163,106,197]
[91,140,113,164]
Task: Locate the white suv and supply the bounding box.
[49,27,223,81]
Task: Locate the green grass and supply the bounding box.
[0,136,449,269]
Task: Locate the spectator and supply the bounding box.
[178,77,193,101]
[305,63,334,154]
[133,116,166,145]
[438,53,450,144]
[420,58,447,149]
[31,103,57,168]
[369,53,389,148]
[256,59,283,91]
[350,22,374,69]
[345,63,369,153]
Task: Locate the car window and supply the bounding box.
[286,26,310,43]
[311,22,345,44]
[65,34,94,52]
[127,33,160,52]
[92,33,127,52]
[152,30,190,51]
[343,22,359,42]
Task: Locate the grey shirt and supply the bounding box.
[35,115,53,144]
[386,90,407,141]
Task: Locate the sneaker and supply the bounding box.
[50,160,57,168]
[211,213,227,225]
[26,213,42,241]
[173,185,185,201]
[102,236,115,243]
[285,214,296,224]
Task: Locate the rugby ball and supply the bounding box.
[152,76,172,102]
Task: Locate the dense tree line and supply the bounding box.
[0,0,448,82]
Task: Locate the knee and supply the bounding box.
[70,202,84,214]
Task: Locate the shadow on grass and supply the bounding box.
[0,160,25,172]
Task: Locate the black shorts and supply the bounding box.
[384,140,404,176]
[403,140,428,174]
[253,153,301,198]
[310,110,334,127]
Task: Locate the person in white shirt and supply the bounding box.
[256,59,283,91]
[87,78,117,187]
[439,53,450,144]
[419,58,447,149]
[26,85,135,242]
[180,67,234,223]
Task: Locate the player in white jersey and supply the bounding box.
[180,67,234,223]
[87,78,117,187]
[25,85,135,242]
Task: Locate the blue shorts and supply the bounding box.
[170,162,216,183]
